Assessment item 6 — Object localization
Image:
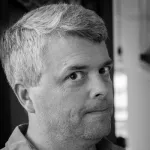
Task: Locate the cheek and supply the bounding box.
[107,82,113,104]
[63,89,88,122]
[62,86,88,109]
[33,84,88,125]
[32,87,61,119]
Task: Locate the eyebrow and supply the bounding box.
[102,59,113,67]
[60,59,113,75]
[65,65,89,71]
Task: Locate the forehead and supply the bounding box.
[45,36,110,71]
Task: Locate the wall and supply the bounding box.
[113,0,150,149]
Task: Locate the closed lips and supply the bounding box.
[86,106,112,114]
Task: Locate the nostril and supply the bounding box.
[95,93,101,97]
[94,92,106,99]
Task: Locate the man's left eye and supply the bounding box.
[99,66,112,75]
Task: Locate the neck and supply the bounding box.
[26,117,98,150]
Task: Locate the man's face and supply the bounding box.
[30,36,113,142]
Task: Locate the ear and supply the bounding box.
[14,84,35,113]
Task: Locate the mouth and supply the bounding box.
[85,106,113,114]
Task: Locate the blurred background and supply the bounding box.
[0,0,150,149]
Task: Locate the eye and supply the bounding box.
[99,66,112,75]
[68,71,84,81]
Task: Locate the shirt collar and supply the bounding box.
[6,124,36,150]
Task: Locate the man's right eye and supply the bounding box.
[68,71,84,81]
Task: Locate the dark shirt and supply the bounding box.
[1,124,125,150]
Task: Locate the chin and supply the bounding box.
[82,118,112,140]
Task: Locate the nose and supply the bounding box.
[89,74,110,99]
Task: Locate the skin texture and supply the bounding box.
[18,36,113,150]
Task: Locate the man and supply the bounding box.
[0,3,124,150]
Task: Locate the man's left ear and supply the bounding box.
[14,84,35,113]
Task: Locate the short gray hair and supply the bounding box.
[0,3,108,90]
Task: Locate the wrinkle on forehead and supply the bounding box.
[44,36,109,72]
